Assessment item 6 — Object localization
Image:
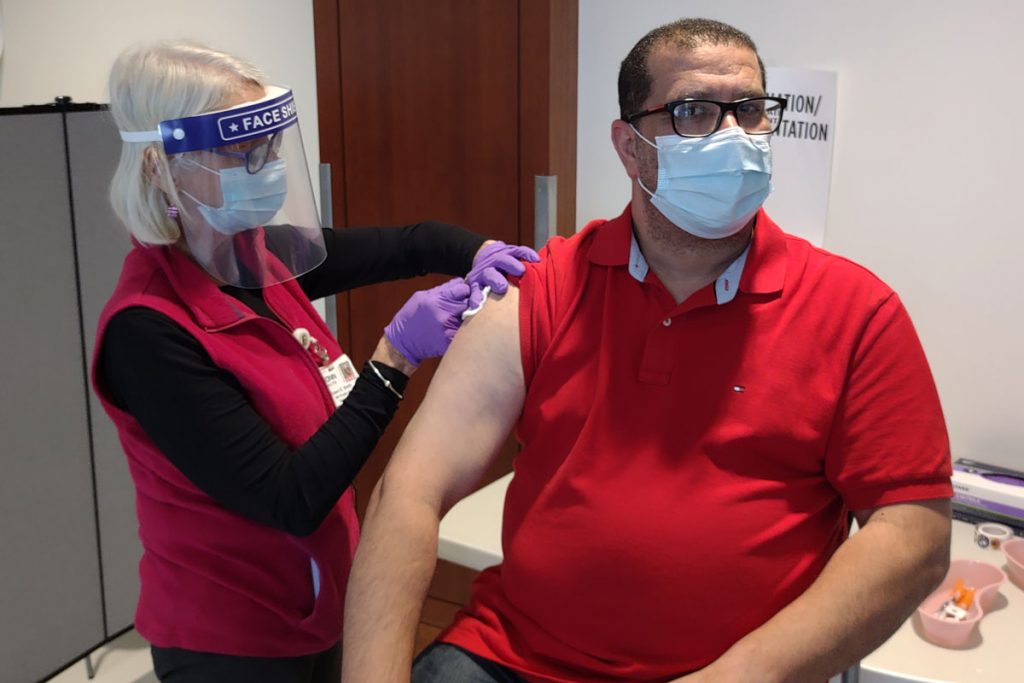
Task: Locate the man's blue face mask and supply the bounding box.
[632,125,773,239]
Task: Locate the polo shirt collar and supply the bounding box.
[627,231,750,304]
[589,203,787,300]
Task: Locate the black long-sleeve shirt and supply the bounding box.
[99,222,485,536]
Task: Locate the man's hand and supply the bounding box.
[669,499,950,683]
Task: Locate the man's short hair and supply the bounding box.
[617,18,766,121]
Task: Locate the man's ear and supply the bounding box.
[611,119,641,180]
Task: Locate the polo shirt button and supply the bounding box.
[662,317,672,327]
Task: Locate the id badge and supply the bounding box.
[319,353,358,408]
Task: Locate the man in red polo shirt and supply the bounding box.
[343,17,952,683]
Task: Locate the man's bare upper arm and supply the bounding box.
[378,287,525,515]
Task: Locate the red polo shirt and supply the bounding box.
[440,205,952,682]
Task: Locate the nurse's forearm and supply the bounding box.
[370,334,417,377]
[342,479,440,683]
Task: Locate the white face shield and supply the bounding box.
[120,87,326,288]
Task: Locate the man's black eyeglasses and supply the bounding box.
[626,96,788,138]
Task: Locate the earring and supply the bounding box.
[166,205,179,219]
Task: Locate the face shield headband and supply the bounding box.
[120,87,326,289]
[120,86,299,155]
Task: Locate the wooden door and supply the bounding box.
[314,0,577,517]
[313,0,577,652]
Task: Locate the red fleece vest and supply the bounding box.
[91,244,358,657]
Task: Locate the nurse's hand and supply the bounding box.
[383,278,471,369]
[466,240,540,295]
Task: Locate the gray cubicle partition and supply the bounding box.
[66,109,139,634]
[0,103,137,682]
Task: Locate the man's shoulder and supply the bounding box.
[545,217,605,253]
[532,212,624,269]
[777,227,895,300]
[513,215,621,345]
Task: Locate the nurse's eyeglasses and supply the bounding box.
[211,131,284,174]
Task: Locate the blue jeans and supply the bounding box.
[412,643,527,683]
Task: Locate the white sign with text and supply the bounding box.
[763,67,837,247]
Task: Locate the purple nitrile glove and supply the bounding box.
[467,282,487,313]
[465,241,541,296]
[384,278,471,367]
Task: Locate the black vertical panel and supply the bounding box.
[66,109,137,637]
[0,111,105,682]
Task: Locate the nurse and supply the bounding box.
[91,40,536,683]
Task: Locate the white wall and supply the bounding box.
[578,0,1024,470]
[0,0,319,194]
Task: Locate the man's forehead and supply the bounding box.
[646,42,762,101]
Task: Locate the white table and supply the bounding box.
[438,474,1023,682]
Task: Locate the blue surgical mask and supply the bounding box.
[181,158,289,235]
[633,126,772,239]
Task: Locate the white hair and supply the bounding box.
[107,40,266,245]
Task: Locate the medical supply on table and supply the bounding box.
[1004,538,1024,586]
[934,578,975,621]
[974,522,1014,551]
[917,559,1006,647]
[952,459,1024,535]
